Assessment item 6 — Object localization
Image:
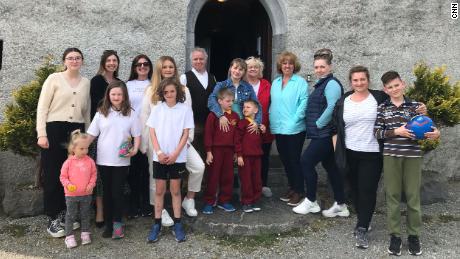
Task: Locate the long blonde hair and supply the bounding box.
[149,56,180,105]
[67,129,90,155]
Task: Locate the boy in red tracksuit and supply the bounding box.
[202,88,240,214]
[236,99,264,213]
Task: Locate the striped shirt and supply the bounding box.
[374,97,422,157]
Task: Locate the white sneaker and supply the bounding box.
[292,198,320,215]
[182,197,198,217]
[161,209,174,227]
[322,202,350,218]
[262,187,273,198]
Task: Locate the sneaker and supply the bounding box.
[64,235,77,249]
[81,232,91,245]
[388,235,402,256]
[182,197,198,217]
[242,205,254,213]
[262,186,273,198]
[141,206,153,217]
[172,222,186,242]
[112,222,124,239]
[292,198,321,215]
[47,218,65,238]
[252,203,261,212]
[322,202,350,218]
[353,225,372,236]
[280,190,294,202]
[161,209,174,227]
[408,235,422,256]
[59,211,80,230]
[147,224,161,243]
[355,227,369,249]
[217,203,236,212]
[202,204,214,215]
[287,193,303,206]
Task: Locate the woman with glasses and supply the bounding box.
[36,47,90,237]
[126,54,153,219]
[89,50,121,228]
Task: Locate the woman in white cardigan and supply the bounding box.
[140,56,204,225]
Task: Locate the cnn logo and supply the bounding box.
[453,2,458,19]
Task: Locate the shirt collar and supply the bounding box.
[192,68,207,76]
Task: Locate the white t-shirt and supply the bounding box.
[146,102,194,163]
[343,94,380,152]
[127,79,150,117]
[250,80,260,96]
[180,68,209,89]
[87,108,141,166]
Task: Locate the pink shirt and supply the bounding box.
[60,155,97,197]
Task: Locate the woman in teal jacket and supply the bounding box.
[269,51,308,206]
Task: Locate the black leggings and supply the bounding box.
[99,165,129,225]
[41,121,84,218]
[128,152,150,213]
[275,132,306,194]
[261,142,272,187]
[346,149,383,229]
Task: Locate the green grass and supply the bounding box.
[0,224,28,237]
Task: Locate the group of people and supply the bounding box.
[36,46,440,256]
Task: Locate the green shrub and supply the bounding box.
[0,55,63,157]
[406,62,460,151]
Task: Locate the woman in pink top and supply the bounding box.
[60,130,97,248]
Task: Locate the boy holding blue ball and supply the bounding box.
[374,71,440,256]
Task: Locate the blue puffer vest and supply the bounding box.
[306,74,343,139]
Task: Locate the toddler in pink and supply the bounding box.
[60,130,97,248]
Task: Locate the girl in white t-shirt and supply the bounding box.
[87,81,141,240]
[146,78,194,243]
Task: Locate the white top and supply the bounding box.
[343,94,380,152]
[250,80,260,96]
[180,68,209,89]
[146,102,194,163]
[127,79,150,117]
[87,108,141,166]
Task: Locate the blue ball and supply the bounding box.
[405,115,433,140]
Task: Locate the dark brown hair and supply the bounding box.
[156,78,185,104]
[313,48,333,65]
[276,51,301,74]
[62,48,83,71]
[128,54,153,81]
[97,50,120,78]
[348,65,370,81]
[98,81,132,117]
[381,70,401,85]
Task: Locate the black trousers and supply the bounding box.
[275,132,306,194]
[99,165,129,225]
[346,149,383,229]
[41,121,84,218]
[261,142,272,187]
[128,152,150,213]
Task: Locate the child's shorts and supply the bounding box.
[152,161,186,180]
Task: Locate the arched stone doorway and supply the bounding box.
[186,0,287,81]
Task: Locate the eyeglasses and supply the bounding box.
[65,56,83,61]
[135,62,150,68]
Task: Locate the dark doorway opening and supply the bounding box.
[195,0,272,81]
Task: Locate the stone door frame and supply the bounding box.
[185,0,288,80]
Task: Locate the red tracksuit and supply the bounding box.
[203,111,240,205]
[235,118,263,205]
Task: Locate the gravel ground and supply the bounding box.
[0,181,459,259]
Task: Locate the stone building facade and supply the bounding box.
[0,0,459,216]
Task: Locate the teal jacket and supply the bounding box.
[269,74,308,135]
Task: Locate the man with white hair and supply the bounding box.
[180,47,217,216]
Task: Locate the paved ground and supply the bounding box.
[0,180,459,259]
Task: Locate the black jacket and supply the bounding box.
[332,89,388,173]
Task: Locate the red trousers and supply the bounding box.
[203,146,234,205]
[238,155,262,205]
